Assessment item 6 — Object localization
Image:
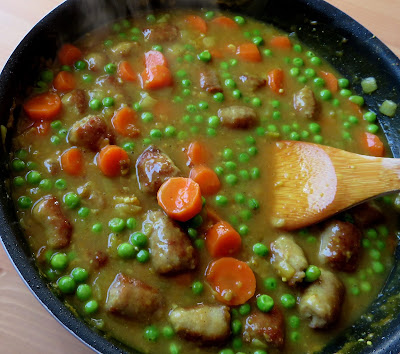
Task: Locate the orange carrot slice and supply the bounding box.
[111,107,140,137]
[61,147,85,176]
[58,43,82,65]
[205,221,242,258]
[97,145,130,177]
[23,92,62,121]
[236,43,261,62]
[189,165,221,196]
[53,71,76,92]
[118,61,137,82]
[185,15,207,33]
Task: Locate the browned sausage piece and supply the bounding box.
[68,115,115,152]
[44,158,60,175]
[200,69,222,94]
[351,202,384,227]
[143,24,179,42]
[169,305,230,344]
[270,234,308,286]
[319,220,361,272]
[144,210,197,274]
[218,106,258,129]
[293,86,317,119]
[105,273,163,321]
[32,195,72,249]
[243,307,285,348]
[69,89,88,114]
[299,269,344,329]
[135,145,181,194]
[238,74,266,92]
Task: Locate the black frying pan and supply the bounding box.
[0,0,399,353]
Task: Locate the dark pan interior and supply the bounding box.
[0,0,399,353]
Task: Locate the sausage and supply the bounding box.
[243,307,285,348]
[169,305,230,344]
[68,115,115,152]
[319,220,361,272]
[135,145,181,194]
[143,24,179,42]
[143,210,197,274]
[44,158,60,175]
[218,106,258,129]
[270,234,308,286]
[105,273,163,321]
[351,202,384,227]
[85,52,107,72]
[89,250,109,270]
[200,69,222,94]
[110,41,140,58]
[299,269,344,329]
[77,182,107,209]
[61,89,88,115]
[238,74,266,92]
[32,195,72,249]
[293,86,317,119]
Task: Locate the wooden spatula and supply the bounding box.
[271,140,400,230]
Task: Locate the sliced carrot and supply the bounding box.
[140,65,173,90]
[268,68,285,94]
[157,177,202,222]
[144,50,168,68]
[206,257,256,306]
[185,15,207,33]
[205,221,241,258]
[58,43,82,66]
[363,132,384,157]
[189,165,221,196]
[112,107,140,137]
[212,16,239,29]
[97,145,131,177]
[270,36,292,49]
[320,71,338,93]
[236,43,261,63]
[118,61,137,82]
[60,147,84,176]
[23,92,62,121]
[187,141,210,166]
[53,71,76,92]
[34,120,50,136]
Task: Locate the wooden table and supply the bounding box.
[0,1,399,353]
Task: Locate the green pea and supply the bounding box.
[340,89,352,97]
[280,294,296,308]
[141,112,154,123]
[304,68,316,78]
[272,111,281,120]
[208,115,219,128]
[51,253,68,270]
[63,192,80,209]
[189,214,203,228]
[215,195,228,206]
[257,294,274,312]
[289,315,300,329]
[130,232,148,248]
[250,167,260,179]
[104,63,117,74]
[263,48,272,57]
[293,58,304,67]
[121,142,135,152]
[76,284,92,301]
[225,161,237,171]
[252,36,263,46]
[251,97,262,107]
[290,67,300,77]
[234,15,245,25]
[89,99,102,110]
[144,325,159,341]
[290,331,300,342]
[150,129,163,139]
[372,261,385,273]
[84,300,98,314]
[11,158,25,172]
[162,325,175,338]
[74,60,86,70]
[253,243,268,256]
[305,265,321,282]
[364,111,377,122]
[290,131,300,141]
[183,53,194,62]
[254,351,267,354]
[17,196,32,209]
[213,92,224,102]
[349,95,364,106]
[225,174,238,186]
[15,149,28,160]
[118,242,135,259]
[53,179,66,191]
[238,153,250,163]
[378,225,389,237]
[232,89,242,99]
[137,249,150,263]
[191,281,204,295]
[362,238,371,248]
[215,166,224,176]
[313,77,325,87]
[264,277,277,290]
[222,148,234,160]
[320,89,332,100]
[238,224,249,236]
[313,135,323,144]
[92,223,102,233]
[104,39,113,47]
[219,350,234,354]
[239,303,251,316]
[25,170,41,185]
[248,198,259,210]
[367,124,379,134]
[239,170,250,180]
[71,267,88,282]
[338,78,349,88]
[40,70,54,83]
[310,56,322,65]
[108,218,125,232]
[57,275,76,294]
[198,50,212,62]
[187,228,197,239]
[205,11,215,19]
[234,193,245,204]
[162,125,176,137]
[13,176,25,187]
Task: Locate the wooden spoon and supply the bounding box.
[271,140,400,230]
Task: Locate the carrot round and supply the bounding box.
[144,50,168,68]
[187,141,210,166]
[270,36,292,49]
[112,107,140,137]
[58,43,82,66]
[236,43,261,62]
[189,165,221,196]
[157,177,202,222]
[23,92,62,121]
[320,71,338,93]
[34,120,50,136]
[205,221,242,258]
[97,145,131,177]
[185,15,207,33]
[363,132,384,157]
[118,61,137,82]
[141,65,173,90]
[206,257,256,306]
[61,147,84,176]
[212,16,239,29]
[268,68,285,94]
[53,71,76,92]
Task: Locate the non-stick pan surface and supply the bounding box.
[0,1,399,353]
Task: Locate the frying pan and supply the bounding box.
[0,0,399,353]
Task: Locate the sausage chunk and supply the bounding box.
[169,305,230,344]
[135,145,180,194]
[319,220,362,272]
[351,202,384,227]
[85,52,107,72]
[270,234,308,286]
[143,210,197,274]
[299,269,344,329]
[293,86,317,119]
[238,74,266,92]
[143,24,179,42]
[32,195,72,249]
[243,307,285,348]
[218,106,258,129]
[200,69,222,94]
[105,273,163,321]
[68,115,115,152]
